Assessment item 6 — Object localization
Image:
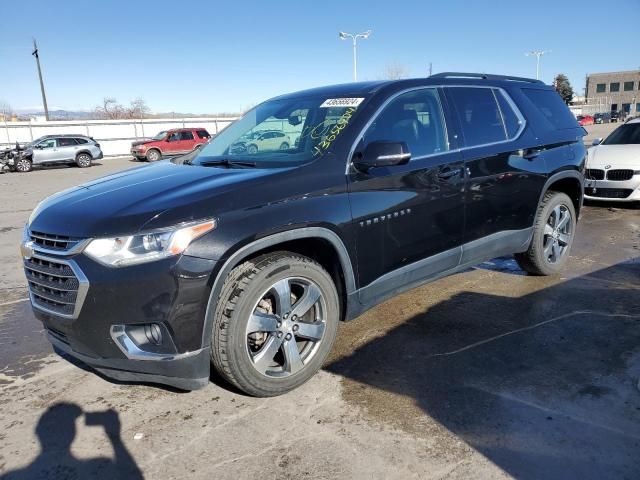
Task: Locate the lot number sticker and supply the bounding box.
[320,98,364,108]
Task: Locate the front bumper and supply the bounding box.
[584,177,640,202]
[28,250,218,390]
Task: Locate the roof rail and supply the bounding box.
[430,72,544,84]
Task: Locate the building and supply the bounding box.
[585,70,640,116]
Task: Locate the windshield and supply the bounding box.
[602,124,640,145]
[152,131,168,141]
[191,95,366,166]
[25,136,48,148]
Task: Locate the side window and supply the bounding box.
[167,132,180,142]
[180,131,194,141]
[495,91,523,139]
[39,139,57,149]
[521,88,578,130]
[196,130,209,139]
[75,138,88,144]
[58,137,78,147]
[447,87,506,146]
[362,88,449,158]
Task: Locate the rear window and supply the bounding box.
[196,130,210,139]
[57,137,78,146]
[522,88,577,129]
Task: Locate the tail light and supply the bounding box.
[94,143,101,147]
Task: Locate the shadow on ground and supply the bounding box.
[0,403,143,480]
[327,259,640,479]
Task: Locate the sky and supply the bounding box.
[1,0,638,114]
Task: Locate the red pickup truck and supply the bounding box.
[131,128,211,161]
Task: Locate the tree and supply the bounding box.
[127,98,150,119]
[92,97,151,119]
[382,62,409,80]
[0,100,12,119]
[554,74,574,105]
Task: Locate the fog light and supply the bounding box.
[145,323,163,345]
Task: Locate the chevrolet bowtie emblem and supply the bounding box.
[20,241,35,260]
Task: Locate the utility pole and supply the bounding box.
[525,50,550,80]
[32,38,50,121]
[428,62,432,77]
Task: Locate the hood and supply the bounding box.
[131,139,155,147]
[587,145,640,169]
[28,161,286,237]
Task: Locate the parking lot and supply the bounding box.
[1,125,639,479]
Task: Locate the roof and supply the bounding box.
[271,72,547,101]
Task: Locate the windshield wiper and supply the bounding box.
[198,158,257,168]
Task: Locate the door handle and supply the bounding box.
[437,168,461,180]
[522,148,541,160]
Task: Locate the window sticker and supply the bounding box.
[312,107,357,156]
[320,98,365,108]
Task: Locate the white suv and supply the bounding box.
[585,118,640,203]
[13,135,103,173]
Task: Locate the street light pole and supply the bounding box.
[339,30,372,82]
[525,50,550,80]
[32,38,50,121]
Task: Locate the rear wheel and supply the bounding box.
[76,153,92,168]
[15,157,32,173]
[210,252,339,397]
[146,149,161,162]
[515,191,576,276]
[279,142,289,150]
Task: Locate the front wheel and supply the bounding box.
[15,157,32,173]
[146,149,161,162]
[515,191,576,276]
[210,252,339,397]
[279,142,289,150]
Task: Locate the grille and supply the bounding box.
[24,256,82,317]
[29,230,84,252]
[585,187,633,199]
[585,169,604,180]
[606,169,634,181]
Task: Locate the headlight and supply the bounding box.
[84,219,216,267]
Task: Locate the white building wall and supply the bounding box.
[1,117,238,156]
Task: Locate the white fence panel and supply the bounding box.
[1,117,238,156]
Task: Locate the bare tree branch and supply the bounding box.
[382,63,409,80]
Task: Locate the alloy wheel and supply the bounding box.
[16,158,30,172]
[543,204,572,264]
[245,277,326,378]
[77,154,91,167]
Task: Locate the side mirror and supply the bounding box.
[592,138,602,146]
[34,144,43,149]
[353,141,411,171]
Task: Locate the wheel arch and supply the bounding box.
[540,170,584,219]
[75,149,93,159]
[200,227,356,348]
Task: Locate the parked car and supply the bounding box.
[584,117,640,202]
[22,73,585,396]
[577,114,594,126]
[610,111,620,123]
[131,128,211,161]
[230,130,291,154]
[593,112,610,124]
[10,135,102,172]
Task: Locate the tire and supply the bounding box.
[75,152,92,168]
[210,252,339,397]
[15,157,32,173]
[279,142,289,150]
[247,144,258,154]
[146,149,161,162]
[515,191,576,276]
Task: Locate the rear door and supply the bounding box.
[348,87,465,300]
[56,137,79,161]
[443,86,544,253]
[179,130,196,152]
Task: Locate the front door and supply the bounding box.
[32,138,58,164]
[347,88,465,299]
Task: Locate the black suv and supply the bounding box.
[22,73,585,397]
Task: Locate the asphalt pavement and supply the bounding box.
[1,129,639,479]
